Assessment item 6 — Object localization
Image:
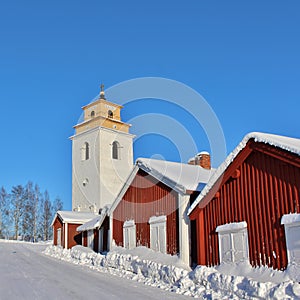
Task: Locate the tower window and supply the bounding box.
[91,111,95,118]
[112,141,120,160]
[108,110,113,118]
[81,142,90,160]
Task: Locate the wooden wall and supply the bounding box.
[67,224,82,249]
[113,170,179,255]
[194,142,300,270]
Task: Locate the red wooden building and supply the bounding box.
[77,206,110,252]
[52,211,96,249]
[188,132,300,271]
[77,156,212,265]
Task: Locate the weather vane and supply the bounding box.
[100,83,106,100]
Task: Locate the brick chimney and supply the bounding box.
[188,151,211,170]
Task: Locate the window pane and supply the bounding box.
[112,141,119,159]
[158,224,167,254]
[149,218,167,253]
[287,226,300,264]
[220,234,231,263]
[123,221,136,249]
[129,226,136,249]
[150,226,157,251]
[85,143,89,160]
[232,231,246,262]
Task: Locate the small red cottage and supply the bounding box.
[77,206,110,252]
[77,155,212,265]
[52,211,96,249]
[188,132,300,271]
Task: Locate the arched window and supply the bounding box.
[81,142,90,160]
[108,110,113,118]
[112,141,120,160]
[91,111,95,118]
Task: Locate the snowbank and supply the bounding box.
[44,245,300,299]
[0,238,52,245]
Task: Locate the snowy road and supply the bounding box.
[0,242,190,300]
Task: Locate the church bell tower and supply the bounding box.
[71,85,134,212]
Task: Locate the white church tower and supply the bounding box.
[71,85,134,212]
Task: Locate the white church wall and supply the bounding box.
[72,127,101,212]
[98,127,134,208]
[72,126,134,212]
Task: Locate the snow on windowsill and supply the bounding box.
[123,219,135,227]
[281,213,300,225]
[149,215,167,224]
[216,221,247,233]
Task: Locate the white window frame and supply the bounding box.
[281,213,300,266]
[87,229,94,250]
[57,228,61,246]
[123,220,136,249]
[216,221,249,264]
[149,215,167,254]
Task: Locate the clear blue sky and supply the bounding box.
[0,1,299,211]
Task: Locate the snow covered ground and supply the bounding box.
[0,240,188,299]
[44,243,300,299]
[1,239,300,299]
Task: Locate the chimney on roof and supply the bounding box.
[188,151,211,170]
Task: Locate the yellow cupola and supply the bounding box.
[74,84,131,135]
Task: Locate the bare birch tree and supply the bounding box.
[0,187,10,239]
[11,185,25,240]
[52,196,63,215]
[41,190,52,241]
[32,184,40,242]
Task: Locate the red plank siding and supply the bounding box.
[113,170,179,255]
[68,224,82,249]
[94,229,99,253]
[194,142,300,270]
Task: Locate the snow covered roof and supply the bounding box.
[77,206,110,232]
[52,211,97,225]
[188,132,300,215]
[109,158,213,216]
[136,158,212,194]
